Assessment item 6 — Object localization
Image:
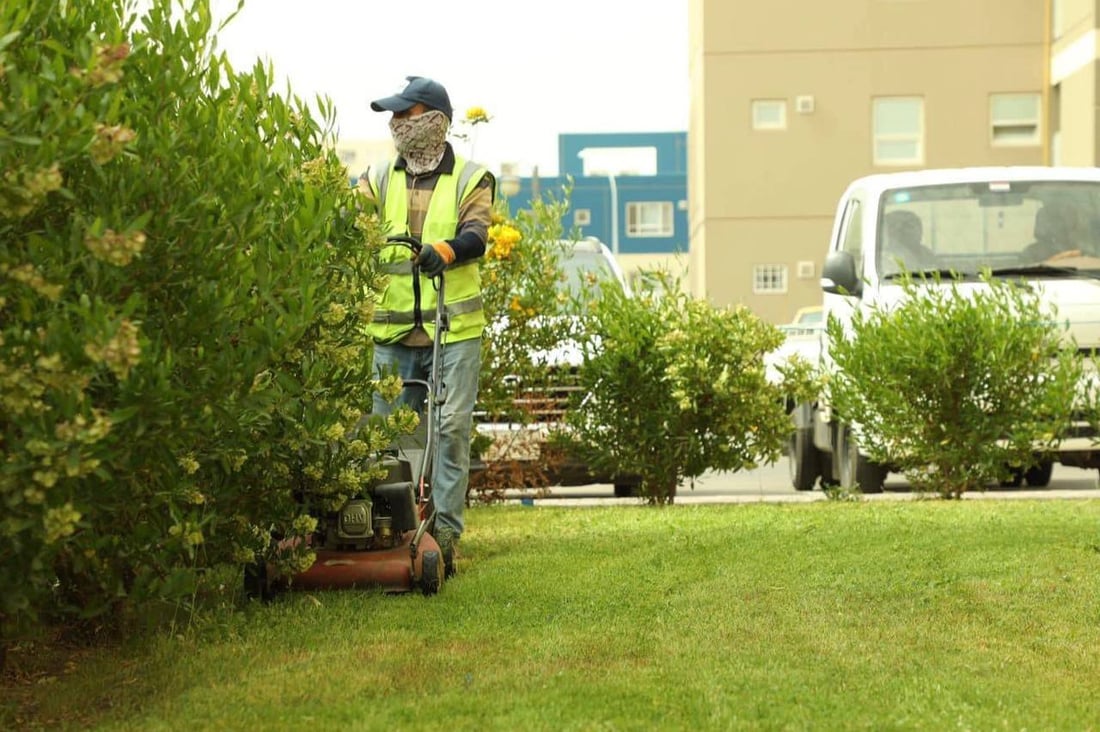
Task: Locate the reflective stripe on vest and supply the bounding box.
[372,295,484,325]
[367,156,487,344]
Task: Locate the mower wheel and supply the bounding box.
[420,550,443,596]
[243,561,270,602]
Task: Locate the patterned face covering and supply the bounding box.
[389,110,450,175]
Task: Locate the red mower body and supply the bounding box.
[287,530,442,593]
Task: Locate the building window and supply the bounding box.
[752,99,787,130]
[873,96,924,166]
[990,93,1041,146]
[753,264,788,294]
[626,201,674,237]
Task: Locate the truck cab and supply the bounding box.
[789,166,1100,492]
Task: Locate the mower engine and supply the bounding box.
[246,436,443,600]
[324,478,419,551]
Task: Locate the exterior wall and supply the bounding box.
[687,0,709,300]
[569,174,687,255]
[1051,0,1100,165]
[335,139,394,182]
[691,0,1056,324]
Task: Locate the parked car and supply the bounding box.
[777,305,824,335]
[474,237,640,495]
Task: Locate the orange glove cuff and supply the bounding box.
[432,242,456,265]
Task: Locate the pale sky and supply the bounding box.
[207,0,690,176]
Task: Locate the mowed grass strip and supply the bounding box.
[4,500,1100,731]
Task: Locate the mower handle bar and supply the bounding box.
[385,234,423,255]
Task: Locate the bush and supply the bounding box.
[471,188,580,498]
[559,271,813,504]
[0,0,401,642]
[826,272,1084,497]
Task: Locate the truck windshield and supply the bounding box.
[877,180,1100,278]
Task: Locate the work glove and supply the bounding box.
[415,242,455,278]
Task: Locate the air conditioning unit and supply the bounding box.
[797,260,816,279]
[574,208,592,226]
[795,95,816,115]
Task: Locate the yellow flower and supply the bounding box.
[90,124,137,164]
[84,319,141,378]
[487,223,521,260]
[292,514,318,535]
[322,302,348,325]
[178,454,200,475]
[2,262,63,300]
[32,470,58,488]
[83,227,146,266]
[44,502,82,543]
[465,106,490,124]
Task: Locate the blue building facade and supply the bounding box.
[501,132,688,257]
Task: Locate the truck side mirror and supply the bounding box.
[821,251,861,296]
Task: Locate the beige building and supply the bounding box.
[688,0,1099,324]
[334,139,394,182]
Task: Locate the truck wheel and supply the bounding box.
[1024,460,1053,487]
[819,454,839,489]
[838,427,886,493]
[999,468,1024,488]
[613,480,638,497]
[788,425,820,491]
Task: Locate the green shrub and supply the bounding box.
[0,0,401,641]
[477,189,577,425]
[559,271,813,504]
[826,272,1085,497]
[471,188,582,497]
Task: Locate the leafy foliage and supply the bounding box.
[826,272,1086,497]
[471,188,579,497]
[477,189,576,423]
[0,0,403,640]
[559,271,813,504]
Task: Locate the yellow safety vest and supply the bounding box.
[368,157,487,344]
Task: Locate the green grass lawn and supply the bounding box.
[4,500,1100,730]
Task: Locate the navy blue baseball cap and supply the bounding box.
[371,76,453,120]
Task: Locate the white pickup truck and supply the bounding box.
[780,166,1100,492]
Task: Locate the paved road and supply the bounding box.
[506,461,1100,505]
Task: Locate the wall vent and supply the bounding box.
[795,95,816,115]
[796,260,816,279]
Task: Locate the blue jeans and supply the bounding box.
[371,337,481,538]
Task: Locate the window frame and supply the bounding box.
[751,99,787,131]
[752,264,789,295]
[989,92,1041,147]
[625,201,674,238]
[872,96,924,166]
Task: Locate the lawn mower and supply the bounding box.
[245,235,447,599]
